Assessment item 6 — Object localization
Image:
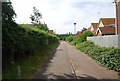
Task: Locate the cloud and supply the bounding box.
[11,0,115,34]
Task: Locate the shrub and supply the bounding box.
[66,35,74,42]
[76,31,93,44]
[66,31,93,45]
[76,41,120,72]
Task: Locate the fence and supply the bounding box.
[87,35,120,49]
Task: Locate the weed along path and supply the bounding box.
[33,41,118,80]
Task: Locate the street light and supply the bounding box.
[0,0,10,2]
[113,0,118,35]
[74,23,76,34]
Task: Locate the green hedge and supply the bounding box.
[76,41,120,72]
[3,24,59,69]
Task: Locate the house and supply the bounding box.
[81,28,87,33]
[75,28,86,36]
[115,0,120,34]
[48,30,54,34]
[96,26,115,36]
[98,18,115,27]
[83,27,91,33]
[87,1,120,48]
[95,18,115,36]
[90,23,98,33]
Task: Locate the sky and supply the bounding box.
[10,0,116,34]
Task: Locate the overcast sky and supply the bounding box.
[11,0,116,34]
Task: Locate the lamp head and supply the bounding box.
[74,23,76,25]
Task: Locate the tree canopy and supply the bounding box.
[30,7,49,31]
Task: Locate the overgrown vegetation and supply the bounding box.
[66,35,74,42]
[3,42,59,79]
[76,41,120,72]
[66,31,93,45]
[2,2,59,79]
[66,31,120,72]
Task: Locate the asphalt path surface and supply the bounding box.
[33,41,119,81]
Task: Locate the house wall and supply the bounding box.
[87,35,120,49]
[98,21,104,27]
[97,31,102,36]
[90,25,94,31]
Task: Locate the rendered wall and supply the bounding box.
[87,35,120,49]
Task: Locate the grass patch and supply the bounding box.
[3,42,59,79]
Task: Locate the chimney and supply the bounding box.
[115,0,120,35]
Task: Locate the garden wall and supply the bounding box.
[87,35,120,49]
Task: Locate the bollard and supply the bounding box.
[17,65,21,79]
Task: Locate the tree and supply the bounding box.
[2,2,16,23]
[30,7,42,25]
[30,7,49,31]
[2,2,18,68]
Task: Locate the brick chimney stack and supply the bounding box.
[115,0,120,35]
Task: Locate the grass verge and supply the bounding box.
[3,41,59,79]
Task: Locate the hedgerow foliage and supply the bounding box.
[65,35,74,42]
[76,41,120,72]
[2,2,58,69]
[76,31,93,43]
[66,31,93,45]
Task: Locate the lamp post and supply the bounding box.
[114,0,118,35]
[0,0,10,2]
[74,23,76,34]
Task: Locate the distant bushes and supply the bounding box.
[76,31,93,43]
[57,34,72,41]
[65,35,74,42]
[76,41,120,72]
[66,31,93,45]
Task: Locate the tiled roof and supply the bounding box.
[83,27,91,33]
[100,18,115,26]
[81,28,87,33]
[99,26,115,34]
[91,23,98,29]
[49,30,54,34]
[116,0,120,3]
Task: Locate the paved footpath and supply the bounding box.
[64,41,119,81]
[34,41,74,79]
[33,41,119,81]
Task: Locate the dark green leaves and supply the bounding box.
[76,41,120,72]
